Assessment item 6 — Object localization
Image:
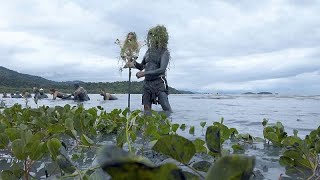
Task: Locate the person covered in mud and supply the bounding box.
[22,91,32,98]
[33,87,48,99]
[2,93,9,98]
[73,84,90,101]
[132,25,172,113]
[50,89,73,100]
[11,91,22,98]
[100,90,118,100]
[38,88,48,99]
[115,32,146,69]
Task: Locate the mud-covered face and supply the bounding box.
[127,32,136,41]
[128,34,134,41]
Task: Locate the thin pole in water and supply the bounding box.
[128,67,131,111]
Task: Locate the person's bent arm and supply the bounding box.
[144,50,169,76]
[134,56,146,71]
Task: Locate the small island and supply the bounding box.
[257,92,273,95]
[242,92,256,95]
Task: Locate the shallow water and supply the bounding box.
[1,93,319,179]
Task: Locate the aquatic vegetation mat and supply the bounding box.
[0,104,319,179]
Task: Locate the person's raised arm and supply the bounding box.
[144,50,169,76]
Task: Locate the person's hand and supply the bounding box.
[124,61,135,68]
[136,71,145,78]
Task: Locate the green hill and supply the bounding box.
[0,66,192,94]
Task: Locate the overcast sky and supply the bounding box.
[0,0,320,94]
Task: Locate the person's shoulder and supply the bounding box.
[162,48,170,56]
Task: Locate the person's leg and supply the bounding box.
[142,92,152,114]
[158,92,172,112]
[144,104,151,111]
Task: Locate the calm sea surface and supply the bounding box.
[1,94,319,179]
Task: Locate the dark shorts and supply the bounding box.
[142,77,169,105]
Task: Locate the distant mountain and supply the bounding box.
[0,66,58,88]
[0,66,192,94]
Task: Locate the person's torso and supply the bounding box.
[144,48,166,80]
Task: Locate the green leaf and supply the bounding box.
[65,118,74,130]
[200,122,206,128]
[1,170,16,180]
[10,162,24,178]
[129,131,137,142]
[192,161,211,172]
[159,124,170,135]
[152,135,196,164]
[295,158,313,169]
[48,124,65,134]
[122,108,129,116]
[180,124,186,131]
[263,127,275,139]
[64,104,71,111]
[265,132,279,145]
[47,138,62,159]
[56,154,77,174]
[81,134,95,146]
[18,124,28,131]
[315,140,320,153]
[116,129,126,148]
[229,128,239,136]
[206,155,255,180]
[205,126,221,154]
[309,130,317,139]
[282,136,302,147]
[171,124,179,133]
[11,139,26,160]
[65,129,77,140]
[21,130,33,145]
[193,138,207,153]
[5,128,21,141]
[0,133,10,149]
[145,124,159,139]
[189,126,195,135]
[29,141,45,161]
[283,150,302,159]
[279,156,294,167]
[232,144,245,154]
[0,123,6,133]
[275,122,284,130]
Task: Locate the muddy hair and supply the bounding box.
[147,25,169,49]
